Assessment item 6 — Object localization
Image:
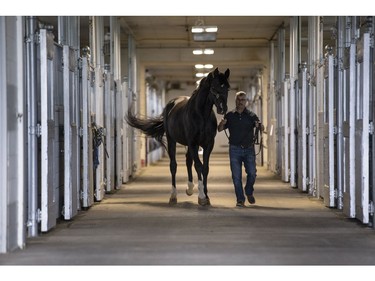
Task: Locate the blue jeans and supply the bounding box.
[229,145,257,203]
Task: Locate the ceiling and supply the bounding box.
[119,16,291,85]
[37,16,336,87]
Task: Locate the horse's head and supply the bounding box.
[207,68,230,115]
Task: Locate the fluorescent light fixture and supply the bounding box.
[195,64,214,69]
[203,49,214,55]
[192,49,214,55]
[195,72,209,78]
[205,26,218,33]
[191,26,218,33]
[191,27,205,33]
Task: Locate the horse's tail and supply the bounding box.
[126,110,166,148]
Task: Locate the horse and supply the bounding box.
[126,67,230,206]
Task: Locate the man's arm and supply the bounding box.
[218,118,227,132]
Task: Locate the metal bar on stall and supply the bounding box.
[348,41,356,218]
[81,55,93,207]
[336,17,345,210]
[327,53,335,207]
[63,45,73,219]
[289,16,299,188]
[282,77,289,182]
[105,69,112,192]
[25,16,39,237]
[300,63,308,191]
[15,16,26,249]
[360,32,370,223]
[0,17,8,253]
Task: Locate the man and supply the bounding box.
[218,91,261,207]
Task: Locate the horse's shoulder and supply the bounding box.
[170,96,189,104]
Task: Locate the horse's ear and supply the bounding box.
[213,67,219,77]
[225,68,230,79]
[209,67,219,79]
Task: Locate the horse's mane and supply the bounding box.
[189,76,209,101]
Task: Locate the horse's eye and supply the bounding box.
[221,84,224,87]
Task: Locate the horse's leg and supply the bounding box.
[201,142,214,206]
[185,148,195,196]
[188,145,209,206]
[167,139,178,205]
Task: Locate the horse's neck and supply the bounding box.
[189,86,213,118]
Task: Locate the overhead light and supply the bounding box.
[191,25,218,42]
[192,49,214,55]
[193,49,203,55]
[205,26,218,33]
[203,49,214,55]
[191,27,204,33]
[195,64,214,69]
[191,26,218,33]
[195,72,209,78]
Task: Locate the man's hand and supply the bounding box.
[218,118,227,132]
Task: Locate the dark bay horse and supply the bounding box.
[126,68,230,206]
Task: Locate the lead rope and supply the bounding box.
[223,125,263,156]
[92,122,109,170]
[253,125,263,156]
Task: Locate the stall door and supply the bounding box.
[343,43,356,218]
[63,45,79,220]
[115,80,124,187]
[104,72,115,192]
[322,53,336,207]
[297,64,308,192]
[281,78,290,182]
[81,54,94,207]
[122,81,131,183]
[40,29,59,232]
[355,33,371,224]
[0,16,25,252]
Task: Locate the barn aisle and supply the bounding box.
[1,152,375,266]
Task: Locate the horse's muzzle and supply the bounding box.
[216,105,227,115]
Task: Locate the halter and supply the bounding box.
[209,84,227,114]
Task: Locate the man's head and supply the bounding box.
[235,91,248,112]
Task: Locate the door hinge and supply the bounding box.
[333,126,338,135]
[369,201,374,215]
[369,121,374,135]
[37,208,42,222]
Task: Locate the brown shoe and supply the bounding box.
[247,195,256,204]
[236,201,245,207]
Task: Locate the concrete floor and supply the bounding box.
[1,152,375,266]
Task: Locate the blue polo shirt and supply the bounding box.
[223,108,260,148]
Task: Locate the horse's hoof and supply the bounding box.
[198,197,211,206]
[169,197,177,205]
[186,182,194,196]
